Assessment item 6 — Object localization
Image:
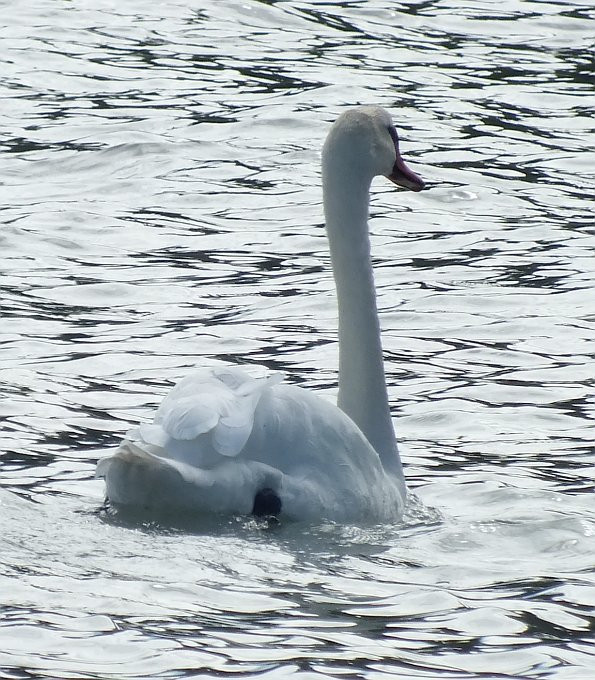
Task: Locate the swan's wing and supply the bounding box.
[151,368,282,457]
[117,367,283,466]
[159,396,219,440]
[213,371,282,456]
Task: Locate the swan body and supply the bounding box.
[96,107,424,522]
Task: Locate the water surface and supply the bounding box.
[1,1,594,678]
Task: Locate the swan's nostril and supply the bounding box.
[252,488,282,517]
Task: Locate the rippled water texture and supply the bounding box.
[1,0,594,678]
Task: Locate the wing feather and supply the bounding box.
[145,368,284,457]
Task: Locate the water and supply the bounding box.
[1,0,594,677]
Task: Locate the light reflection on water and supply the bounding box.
[1,0,594,678]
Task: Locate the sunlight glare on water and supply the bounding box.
[1,0,594,678]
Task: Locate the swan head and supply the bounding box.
[322,107,424,192]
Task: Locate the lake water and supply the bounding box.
[1,0,594,678]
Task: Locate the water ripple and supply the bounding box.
[1,0,594,678]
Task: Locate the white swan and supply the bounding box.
[96,107,424,522]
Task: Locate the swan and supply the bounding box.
[95,106,424,522]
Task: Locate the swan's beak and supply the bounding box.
[387,155,425,192]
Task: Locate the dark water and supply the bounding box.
[1,1,594,678]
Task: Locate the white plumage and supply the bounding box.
[96,107,424,522]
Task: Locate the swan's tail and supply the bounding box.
[95,439,283,515]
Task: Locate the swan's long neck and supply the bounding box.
[323,164,402,476]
